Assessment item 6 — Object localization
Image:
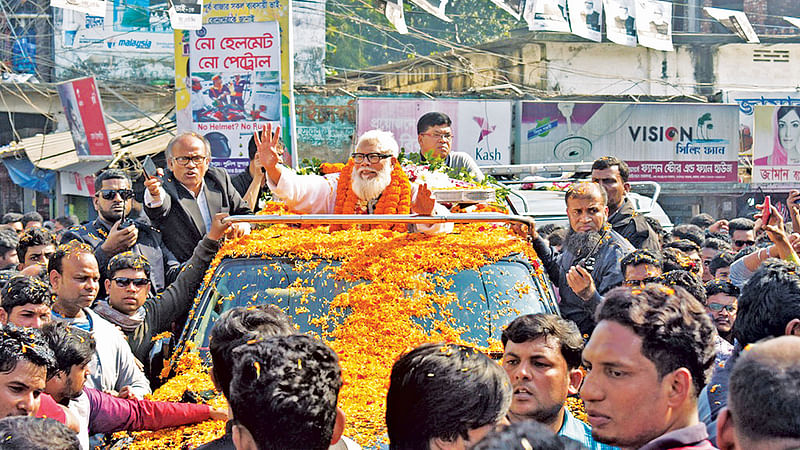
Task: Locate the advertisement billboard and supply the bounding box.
[752,105,800,183]
[356,98,512,166]
[56,76,113,158]
[175,0,295,174]
[520,101,739,182]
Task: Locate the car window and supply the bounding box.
[182,255,558,355]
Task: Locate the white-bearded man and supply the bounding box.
[256,124,451,234]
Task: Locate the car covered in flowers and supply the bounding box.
[124,209,559,449]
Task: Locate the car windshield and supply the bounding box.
[182,255,559,356]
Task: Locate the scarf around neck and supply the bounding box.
[93,299,146,333]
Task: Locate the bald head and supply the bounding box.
[723,336,800,449]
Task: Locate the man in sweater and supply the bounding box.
[48,240,150,399]
[92,213,228,380]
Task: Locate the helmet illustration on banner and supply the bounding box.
[205,132,231,158]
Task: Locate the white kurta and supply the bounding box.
[267,166,453,233]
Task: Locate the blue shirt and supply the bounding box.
[558,408,619,450]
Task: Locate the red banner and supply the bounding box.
[57,76,112,158]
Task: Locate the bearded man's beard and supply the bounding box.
[351,162,393,202]
[562,228,603,260]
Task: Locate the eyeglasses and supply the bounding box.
[351,153,392,164]
[420,132,453,141]
[172,155,207,166]
[624,277,662,286]
[112,277,150,288]
[734,240,755,247]
[97,189,134,201]
[708,303,736,313]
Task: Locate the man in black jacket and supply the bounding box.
[529,182,634,336]
[144,132,251,262]
[591,156,660,252]
[92,213,229,381]
[62,169,181,295]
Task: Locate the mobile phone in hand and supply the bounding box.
[762,195,771,225]
[143,155,158,179]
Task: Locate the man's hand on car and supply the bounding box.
[566,265,596,301]
[101,220,138,255]
[208,213,233,241]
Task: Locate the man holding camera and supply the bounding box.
[528,182,634,336]
[61,169,181,296]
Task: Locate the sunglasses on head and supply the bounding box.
[112,277,150,288]
[734,240,755,247]
[708,303,736,313]
[98,189,134,201]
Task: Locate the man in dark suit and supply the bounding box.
[62,169,181,295]
[144,132,251,262]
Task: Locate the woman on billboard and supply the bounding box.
[756,106,800,165]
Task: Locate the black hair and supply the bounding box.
[48,241,94,276]
[230,334,341,450]
[54,216,79,229]
[734,259,800,346]
[645,216,664,236]
[209,305,296,399]
[1,213,23,225]
[704,279,739,299]
[661,248,700,275]
[620,249,663,275]
[661,270,706,305]
[591,156,630,183]
[416,112,452,135]
[564,181,607,206]
[727,337,800,442]
[671,224,705,247]
[701,238,731,253]
[0,324,56,378]
[0,275,53,315]
[501,314,583,369]
[709,251,735,276]
[547,229,567,248]
[596,284,716,396]
[21,212,43,228]
[689,213,714,229]
[472,419,586,450]
[39,322,95,377]
[107,252,151,280]
[0,229,18,254]
[0,416,80,450]
[777,105,800,123]
[386,343,511,449]
[94,168,131,192]
[664,239,700,254]
[17,227,57,262]
[728,218,755,235]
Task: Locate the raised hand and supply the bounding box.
[411,183,436,216]
[254,123,283,185]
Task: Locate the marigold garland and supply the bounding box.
[331,159,412,232]
[134,224,555,449]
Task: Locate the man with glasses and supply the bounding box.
[620,249,662,285]
[728,218,755,253]
[144,132,251,262]
[256,126,451,233]
[92,213,228,381]
[417,112,485,182]
[704,280,739,344]
[62,169,181,296]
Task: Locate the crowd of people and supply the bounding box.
[0,113,798,450]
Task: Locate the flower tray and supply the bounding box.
[431,188,496,204]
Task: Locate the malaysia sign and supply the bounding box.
[520,101,739,182]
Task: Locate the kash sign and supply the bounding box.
[356,98,512,166]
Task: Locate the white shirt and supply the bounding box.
[144,181,212,233]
